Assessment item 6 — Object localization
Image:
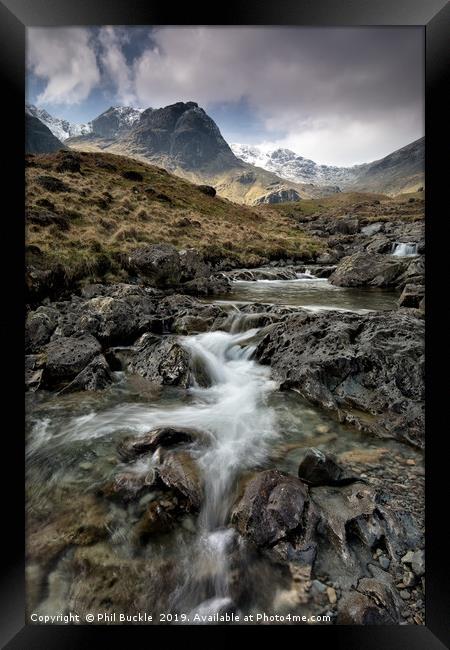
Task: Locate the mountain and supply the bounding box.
[89,106,144,139]
[26,104,144,142]
[67,102,338,204]
[231,138,425,196]
[25,114,66,154]
[26,104,91,141]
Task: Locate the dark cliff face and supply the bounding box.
[125,102,239,172]
[25,114,65,154]
[90,106,143,139]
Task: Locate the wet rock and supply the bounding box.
[329,252,411,288]
[58,354,113,394]
[336,590,397,624]
[132,499,177,544]
[127,333,191,387]
[157,450,203,511]
[256,310,424,448]
[43,333,101,386]
[398,283,425,309]
[231,470,310,548]
[25,306,59,352]
[100,469,157,503]
[117,427,204,461]
[25,354,45,391]
[298,448,359,486]
[128,244,182,287]
[410,549,425,577]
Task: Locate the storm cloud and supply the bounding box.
[27,26,424,166]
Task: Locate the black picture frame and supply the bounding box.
[0,0,448,646]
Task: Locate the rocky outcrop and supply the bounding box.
[231,470,310,548]
[328,252,411,288]
[43,333,101,387]
[256,310,424,448]
[127,333,191,387]
[25,114,66,154]
[128,244,182,287]
[298,448,358,486]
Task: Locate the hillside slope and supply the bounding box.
[67,102,338,204]
[25,114,66,154]
[25,150,325,283]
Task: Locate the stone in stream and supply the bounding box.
[127,333,191,387]
[298,448,360,486]
[156,450,203,511]
[43,333,101,387]
[328,252,412,288]
[398,283,425,309]
[117,427,208,462]
[99,468,158,503]
[25,306,59,352]
[231,470,310,548]
[255,309,424,448]
[58,354,113,394]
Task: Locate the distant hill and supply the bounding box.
[231,137,424,196]
[25,114,66,154]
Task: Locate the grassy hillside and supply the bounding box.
[265,190,425,222]
[25,150,325,284]
[68,136,337,205]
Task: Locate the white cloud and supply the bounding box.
[98,27,136,105]
[27,28,100,105]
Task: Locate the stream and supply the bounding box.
[26,271,408,622]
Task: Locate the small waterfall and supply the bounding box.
[391,242,418,257]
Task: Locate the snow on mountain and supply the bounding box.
[26,104,92,141]
[25,104,145,142]
[230,143,357,187]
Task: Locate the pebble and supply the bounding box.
[406,459,416,466]
[311,579,327,593]
[79,462,93,471]
[379,555,390,570]
[411,549,425,577]
[403,571,416,587]
[315,425,330,434]
[326,587,337,604]
[401,550,414,564]
[400,590,411,600]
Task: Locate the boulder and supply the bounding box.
[128,333,191,387]
[117,427,204,461]
[58,354,113,394]
[398,283,425,309]
[181,274,231,296]
[336,589,397,624]
[231,470,310,548]
[256,310,424,448]
[43,333,101,386]
[179,248,210,281]
[197,184,216,197]
[298,448,358,486]
[156,450,203,510]
[128,244,182,287]
[25,306,59,352]
[329,252,410,288]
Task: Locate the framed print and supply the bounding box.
[0,0,448,647]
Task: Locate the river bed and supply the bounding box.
[26,270,415,623]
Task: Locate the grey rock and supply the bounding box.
[156,450,203,510]
[25,306,59,352]
[411,549,425,577]
[329,252,411,288]
[128,333,190,387]
[298,447,358,486]
[128,244,182,287]
[231,469,310,547]
[117,427,206,461]
[58,354,113,394]
[398,283,425,309]
[43,333,101,386]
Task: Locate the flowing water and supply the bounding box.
[26,270,407,621]
[391,242,418,257]
[215,274,399,312]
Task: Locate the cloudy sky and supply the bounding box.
[26,26,424,166]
